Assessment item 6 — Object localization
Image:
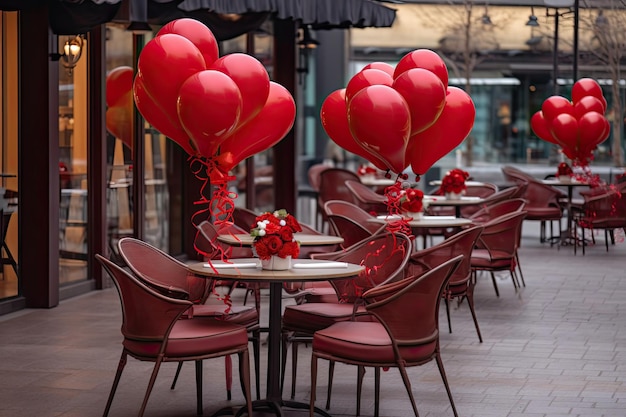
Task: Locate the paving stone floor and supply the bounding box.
[0,221,625,417]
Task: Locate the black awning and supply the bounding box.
[177,0,397,29]
[49,0,122,35]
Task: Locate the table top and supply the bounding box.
[541,179,590,187]
[360,177,397,187]
[369,215,473,228]
[217,233,344,247]
[425,195,485,206]
[428,180,486,187]
[189,258,364,282]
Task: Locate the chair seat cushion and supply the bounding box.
[471,249,513,269]
[124,319,248,358]
[524,207,562,220]
[282,302,367,333]
[313,321,436,364]
[190,304,258,328]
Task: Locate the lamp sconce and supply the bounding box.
[50,35,84,76]
[481,5,493,25]
[296,26,319,85]
[526,7,539,26]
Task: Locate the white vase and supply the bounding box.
[261,255,291,271]
[445,192,462,200]
[558,175,571,182]
[406,212,423,220]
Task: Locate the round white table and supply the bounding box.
[188,258,364,417]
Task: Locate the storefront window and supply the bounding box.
[0,12,19,300]
[58,34,89,284]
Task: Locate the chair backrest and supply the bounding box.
[232,207,259,231]
[501,165,535,185]
[363,255,463,347]
[476,211,527,257]
[582,186,626,223]
[469,198,526,224]
[308,163,333,191]
[196,220,255,260]
[326,214,376,248]
[318,168,360,206]
[523,179,565,208]
[406,226,483,287]
[118,237,209,304]
[464,183,498,198]
[96,254,192,344]
[345,180,388,214]
[314,232,413,302]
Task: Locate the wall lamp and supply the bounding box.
[526,7,539,26]
[50,35,84,76]
[296,26,320,84]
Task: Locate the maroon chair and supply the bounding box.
[318,168,361,231]
[323,200,386,248]
[469,198,527,224]
[309,255,463,417]
[406,226,484,342]
[471,211,527,296]
[575,183,626,254]
[117,236,261,401]
[232,206,259,231]
[345,179,388,214]
[502,166,565,243]
[281,232,413,402]
[95,254,253,417]
[308,163,334,229]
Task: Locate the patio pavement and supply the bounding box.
[0,220,625,417]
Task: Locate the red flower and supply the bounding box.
[400,188,424,213]
[439,169,469,194]
[557,162,573,176]
[250,209,301,260]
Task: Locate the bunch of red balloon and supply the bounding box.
[321,49,475,179]
[531,78,610,167]
[132,18,296,184]
[130,18,296,225]
[106,66,134,151]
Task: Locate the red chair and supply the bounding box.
[471,211,527,296]
[95,254,253,417]
[308,163,334,229]
[575,183,626,254]
[117,236,261,401]
[281,232,413,402]
[309,255,463,417]
[318,168,361,231]
[502,166,565,243]
[406,226,484,342]
[469,198,527,224]
[345,179,388,214]
[323,200,386,248]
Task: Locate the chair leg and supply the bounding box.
[292,339,299,399]
[238,350,254,417]
[444,297,452,334]
[280,331,289,396]
[251,330,261,400]
[170,362,183,389]
[515,253,526,287]
[103,351,128,417]
[325,360,335,410]
[397,362,420,417]
[310,354,318,417]
[435,353,459,417]
[225,355,232,400]
[195,360,203,415]
[139,356,165,417]
[374,367,381,417]
[355,365,365,415]
[489,272,500,297]
[466,289,483,343]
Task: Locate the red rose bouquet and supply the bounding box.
[250,209,302,260]
[400,187,425,213]
[439,169,470,194]
[557,162,573,177]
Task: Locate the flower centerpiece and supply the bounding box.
[439,168,470,199]
[399,187,425,219]
[557,162,573,181]
[250,209,302,270]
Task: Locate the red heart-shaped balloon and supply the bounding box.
[219,82,296,170]
[345,69,393,104]
[542,96,575,121]
[348,85,411,174]
[106,66,133,108]
[393,49,448,88]
[210,53,270,127]
[106,90,133,150]
[550,113,579,151]
[572,78,605,108]
[320,89,388,171]
[393,68,446,135]
[531,111,558,144]
[177,70,243,158]
[407,87,475,175]
[158,18,219,68]
[574,96,605,119]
